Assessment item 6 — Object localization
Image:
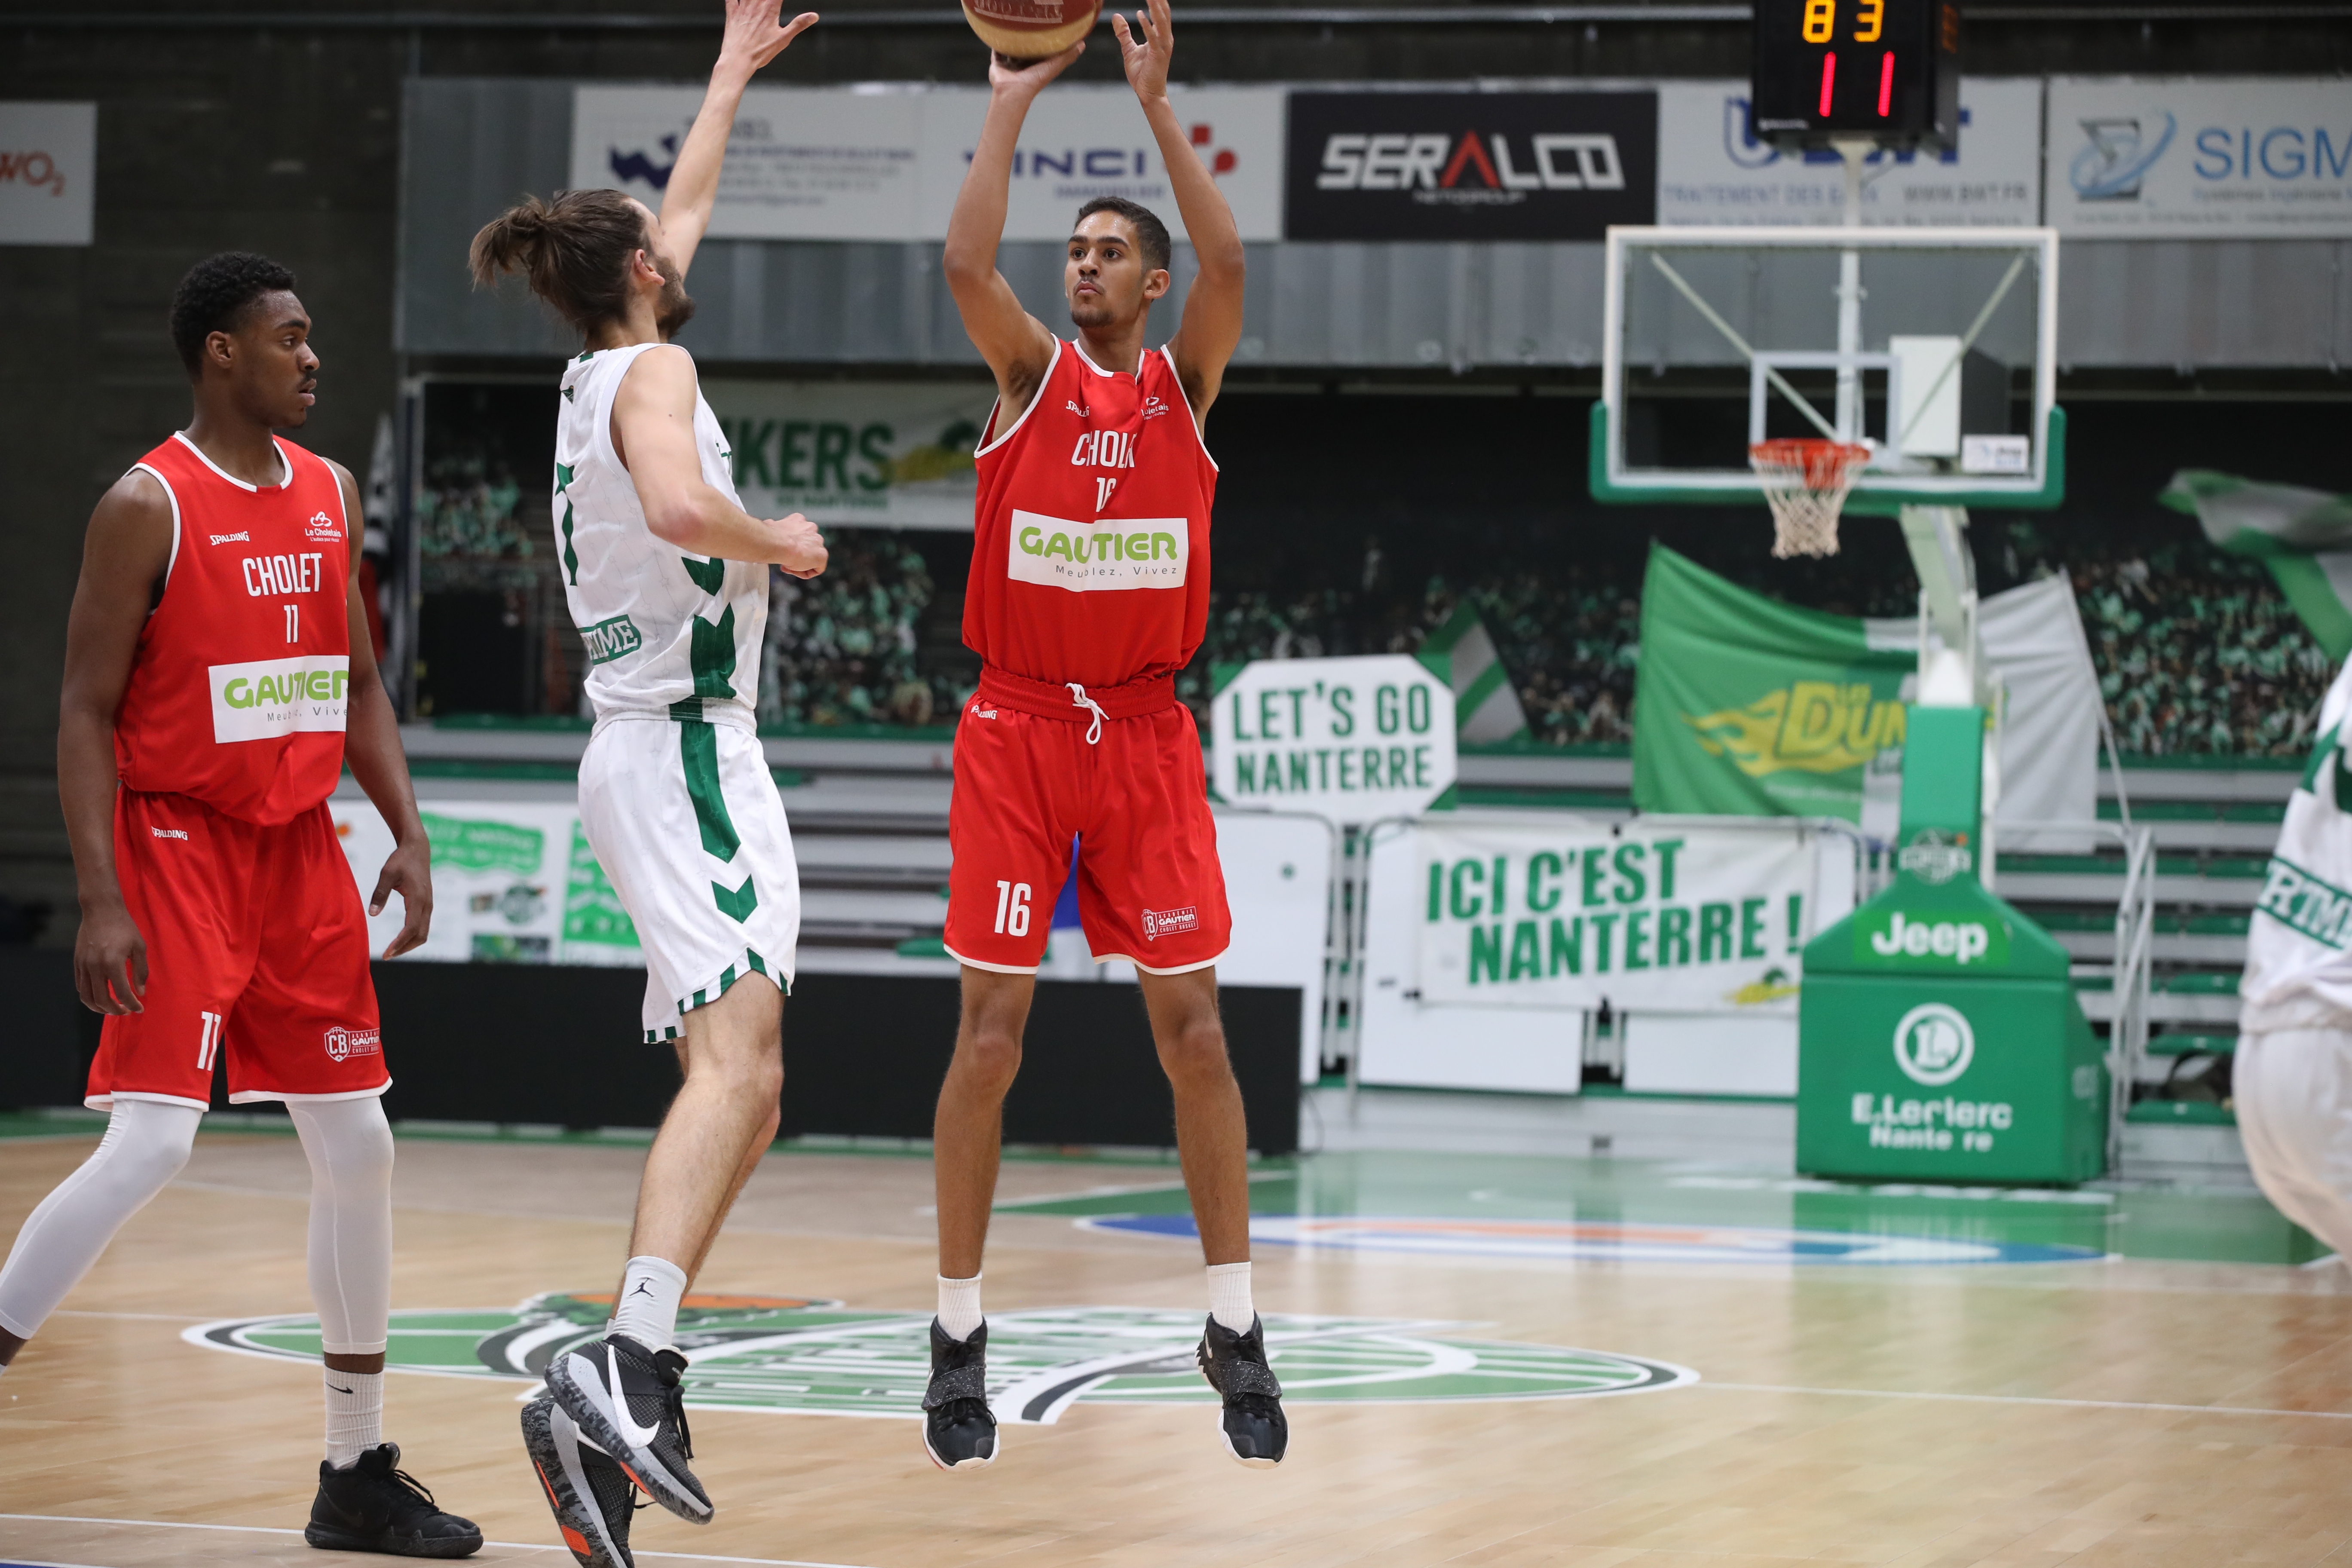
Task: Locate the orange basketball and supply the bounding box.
[962,0,1101,58]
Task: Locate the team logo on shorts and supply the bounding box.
[1141,906,1199,940]
[324,1026,382,1063]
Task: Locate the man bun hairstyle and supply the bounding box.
[1075,196,1171,274]
[170,251,298,378]
[469,189,649,335]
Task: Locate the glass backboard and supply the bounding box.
[1592,225,2061,514]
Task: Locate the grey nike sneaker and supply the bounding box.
[523,1390,642,1567]
[1198,1314,1287,1468]
[544,1333,710,1524]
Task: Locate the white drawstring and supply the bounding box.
[1066,682,1107,745]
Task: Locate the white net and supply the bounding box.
[1749,440,1871,559]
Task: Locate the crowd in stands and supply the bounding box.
[759,532,962,731]
[416,456,533,560]
[743,517,2332,756]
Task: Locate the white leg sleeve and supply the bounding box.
[0,1099,202,1340]
[289,1098,395,1357]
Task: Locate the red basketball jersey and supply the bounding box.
[965,339,1217,689]
[113,433,353,825]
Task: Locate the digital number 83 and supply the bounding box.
[1802,0,1883,43]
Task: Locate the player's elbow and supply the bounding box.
[642,491,709,551]
[941,245,994,294]
[1197,238,1246,285]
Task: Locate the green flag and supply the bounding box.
[1632,543,1911,822]
[2162,469,2352,659]
[1422,602,1529,744]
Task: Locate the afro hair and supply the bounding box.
[169,251,298,377]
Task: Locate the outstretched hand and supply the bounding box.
[988,39,1084,94]
[720,0,819,75]
[1112,0,1174,100]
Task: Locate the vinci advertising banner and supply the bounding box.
[332,800,644,968]
[702,380,996,530]
[1283,89,1656,240]
[1656,79,2042,227]
[572,84,1283,243]
[1632,545,1912,831]
[2046,77,2352,238]
[1414,821,1827,1014]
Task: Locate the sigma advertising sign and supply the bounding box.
[2046,77,2352,238]
[701,380,996,531]
[571,85,1283,243]
[1283,90,1657,240]
[1656,79,2041,226]
[1413,822,1826,1015]
[0,102,95,246]
[1213,655,1456,823]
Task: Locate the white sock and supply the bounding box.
[324,1368,384,1469]
[1208,1262,1254,1333]
[610,1255,688,1350]
[937,1273,983,1341]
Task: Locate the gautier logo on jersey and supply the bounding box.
[324,1026,382,1063]
[1007,509,1186,593]
[208,656,350,744]
[1284,90,1657,241]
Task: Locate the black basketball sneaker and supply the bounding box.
[303,1443,484,1558]
[523,1390,643,1568]
[545,1333,711,1523]
[922,1317,998,1471]
[1198,1314,1287,1468]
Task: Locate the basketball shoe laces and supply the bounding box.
[1066,683,1108,744]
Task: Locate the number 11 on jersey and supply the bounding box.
[285,603,299,643]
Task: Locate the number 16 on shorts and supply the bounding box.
[993,881,1033,937]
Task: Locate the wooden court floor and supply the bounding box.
[6,1126,2352,1567]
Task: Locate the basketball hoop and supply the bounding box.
[1749,439,1871,559]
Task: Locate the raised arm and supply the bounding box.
[611,346,828,576]
[942,46,1082,426]
[658,0,820,280]
[57,472,173,1015]
[1115,0,1244,423]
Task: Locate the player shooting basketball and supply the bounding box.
[922,0,1285,1472]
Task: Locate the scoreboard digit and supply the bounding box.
[1750,0,1960,152]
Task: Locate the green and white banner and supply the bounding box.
[1421,603,1529,744]
[331,800,643,968]
[1415,819,1827,1014]
[1633,544,1912,828]
[1632,545,2101,840]
[703,380,997,532]
[2165,469,2352,659]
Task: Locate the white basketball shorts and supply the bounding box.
[578,712,802,1041]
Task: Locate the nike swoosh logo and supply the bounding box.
[328,1384,355,1394]
[605,1346,664,1451]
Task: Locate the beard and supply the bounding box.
[1067,291,1122,330]
[655,259,697,336]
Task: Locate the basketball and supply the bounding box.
[962,0,1101,58]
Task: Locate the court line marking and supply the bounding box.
[1700,1382,2352,1420]
[49,1309,215,1323]
[0,1516,874,1567]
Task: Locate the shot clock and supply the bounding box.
[1750,0,1960,152]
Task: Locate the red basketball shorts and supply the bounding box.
[944,686,1231,975]
[86,790,386,1111]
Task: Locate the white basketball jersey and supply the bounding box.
[2244,655,2352,1032]
[554,343,765,724]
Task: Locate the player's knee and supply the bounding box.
[956,1025,1023,1095]
[1158,1017,1232,1087]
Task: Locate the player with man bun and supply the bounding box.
[469,3,826,1562]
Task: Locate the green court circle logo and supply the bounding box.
[189,1293,1695,1421]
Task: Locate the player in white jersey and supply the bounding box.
[468,3,825,1560]
[2238,653,2352,1266]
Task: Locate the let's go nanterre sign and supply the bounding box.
[1213,655,1457,824]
